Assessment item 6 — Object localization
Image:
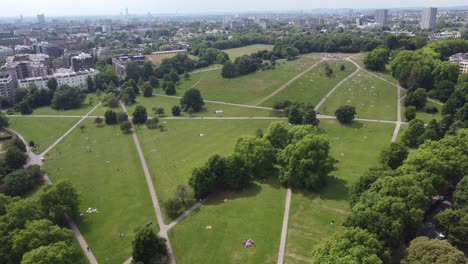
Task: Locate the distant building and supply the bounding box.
[428,31,461,41]
[32,42,64,58]
[375,9,388,27]
[449,53,468,73]
[258,19,270,30]
[18,68,99,89]
[37,14,45,24]
[71,53,94,72]
[3,54,50,79]
[0,70,17,99]
[112,55,145,78]
[101,25,112,34]
[0,46,13,58]
[356,17,363,26]
[421,7,437,30]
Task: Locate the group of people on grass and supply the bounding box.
[242,239,255,248]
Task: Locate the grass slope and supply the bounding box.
[261,61,356,107]
[8,117,79,154]
[401,100,443,123]
[31,94,100,116]
[320,71,397,120]
[284,120,395,263]
[224,44,274,59]
[43,120,155,263]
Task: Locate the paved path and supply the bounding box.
[6,127,99,264]
[391,84,403,142]
[256,58,325,106]
[120,102,176,264]
[315,58,361,111]
[277,188,292,264]
[191,67,220,74]
[40,103,102,157]
[166,198,207,231]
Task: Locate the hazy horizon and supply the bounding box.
[1,0,467,17]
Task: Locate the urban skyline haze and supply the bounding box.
[1,0,467,17]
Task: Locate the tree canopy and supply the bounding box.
[51,85,85,110]
[180,88,205,112]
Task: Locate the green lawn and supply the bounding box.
[162,54,321,105]
[320,71,397,121]
[126,95,283,118]
[30,94,101,116]
[8,117,79,154]
[260,61,356,107]
[170,178,285,264]
[285,120,395,263]
[350,53,398,85]
[136,119,276,219]
[224,44,274,59]
[42,120,155,264]
[401,100,443,123]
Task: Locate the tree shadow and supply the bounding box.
[343,120,365,129]
[204,181,263,206]
[320,176,350,202]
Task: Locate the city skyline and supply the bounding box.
[1,0,468,17]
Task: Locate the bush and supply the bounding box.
[164,197,184,219]
[171,105,181,116]
[120,121,132,134]
[117,112,128,123]
[146,118,160,129]
[405,106,417,121]
[104,110,117,125]
[132,106,148,124]
[335,105,356,124]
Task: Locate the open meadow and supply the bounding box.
[224,44,274,59]
[29,94,100,116]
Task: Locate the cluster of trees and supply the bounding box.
[287,103,319,126]
[0,180,82,263]
[335,105,357,124]
[312,129,468,263]
[364,48,389,72]
[189,122,335,199]
[131,227,168,264]
[221,55,263,78]
[194,48,229,68]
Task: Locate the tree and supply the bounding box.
[104,110,117,125]
[8,137,26,152]
[121,87,136,105]
[125,61,141,82]
[0,112,8,129]
[47,78,58,92]
[1,169,39,196]
[402,119,425,147]
[288,106,302,125]
[222,154,252,190]
[454,176,468,211]
[94,117,103,126]
[277,134,335,190]
[146,118,160,129]
[184,71,190,80]
[164,81,176,95]
[86,76,95,93]
[234,136,276,178]
[379,142,409,170]
[102,94,119,108]
[51,85,85,110]
[11,219,74,262]
[39,180,80,225]
[335,105,356,124]
[132,105,148,124]
[131,227,167,264]
[4,147,27,171]
[405,106,417,121]
[303,108,319,126]
[402,237,466,264]
[120,121,132,134]
[349,168,395,206]
[312,227,389,264]
[364,48,389,72]
[265,122,289,150]
[221,61,238,78]
[21,242,80,264]
[14,88,29,104]
[180,88,205,112]
[189,154,225,199]
[142,61,154,81]
[143,83,153,97]
[171,105,181,116]
[117,112,128,123]
[17,100,32,115]
[149,76,159,88]
[405,88,428,110]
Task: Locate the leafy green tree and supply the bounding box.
[277,134,335,190]
[180,88,205,112]
[11,219,74,262]
[234,136,276,178]
[51,85,85,110]
[47,78,58,92]
[164,81,176,95]
[143,83,153,97]
[17,100,32,115]
[121,87,136,105]
[146,118,159,129]
[222,154,252,190]
[189,154,225,199]
[265,122,290,150]
[125,61,141,82]
[349,168,395,206]
[131,227,167,264]
[435,209,468,248]
[39,180,80,225]
[171,105,181,116]
[117,112,128,123]
[402,119,425,147]
[364,48,389,72]
[120,121,132,134]
[405,106,417,121]
[312,227,389,264]
[4,147,27,171]
[21,241,80,264]
[379,142,409,170]
[104,109,117,125]
[86,76,95,93]
[0,112,8,129]
[149,76,160,88]
[2,169,39,197]
[335,105,356,124]
[288,106,302,125]
[405,88,428,110]
[14,88,29,104]
[303,108,319,126]
[132,105,148,124]
[401,237,466,264]
[142,61,154,81]
[94,117,103,125]
[221,61,238,78]
[454,176,468,212]
[184,71,190,80]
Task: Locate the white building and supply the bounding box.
[0,72,17,98]
[449,53,468,73]
[428,31,461,41]
[421,7,437,30]
[0,46,13,58]
[18,68,99,89]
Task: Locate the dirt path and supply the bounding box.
[255,58,325,106]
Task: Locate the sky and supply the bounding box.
[1,0,467,17]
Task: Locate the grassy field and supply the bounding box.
[8,117,79,154]
[163,54,321,105]
[284,120,395,263]
[43,120,155,264]
[320,71,397,121]
[401,100,443,123]
[136,119,276,218]
[350,54,398,85]
[260,61,356,107]
[169,178,285,264]
[126,95,283,118]
[146,54,198,65]
[30,94,100,116]
[224,44,274,59]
